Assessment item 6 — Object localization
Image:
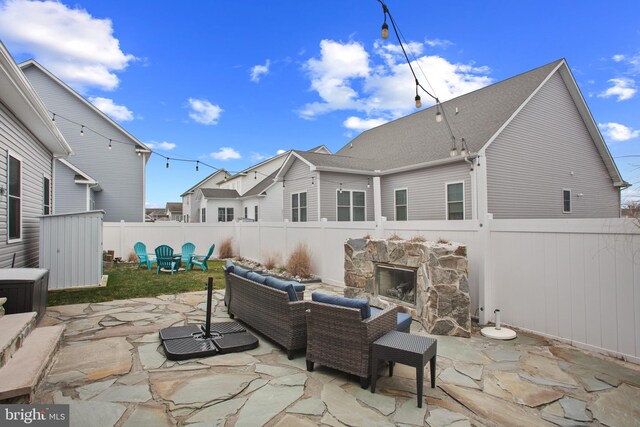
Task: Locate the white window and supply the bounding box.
[218,207,234,222]
[292,192,307,222]
[8,153,21,242]
[337,190,366,222]
[43,176,51,215]
[395,189,408,221]
[563,189,572,213]
[446,182,464,220]
[201,208,206,222]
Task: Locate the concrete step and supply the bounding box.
[0,324,65,403]
[0,312,37,369]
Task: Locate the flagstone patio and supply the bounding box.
[35,283,640,427]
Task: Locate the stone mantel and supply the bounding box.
[344,238,471,337]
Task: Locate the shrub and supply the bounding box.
[218,238,234,259]
[263,252,280,270]
[409,235,426,243]
[286,244,312,278]
[128,250,138,262]
[437,238,450,244]
[362,233,372,240]
[388,233,403,241]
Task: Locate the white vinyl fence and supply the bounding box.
[104,217,640,362]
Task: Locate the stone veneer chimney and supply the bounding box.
[344,238,471,338]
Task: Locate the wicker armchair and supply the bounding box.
[305,301,397,388]
[225,271,307,359]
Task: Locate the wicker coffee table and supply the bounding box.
[370,331,437,408]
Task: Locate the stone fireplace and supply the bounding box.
[344,237,471,337]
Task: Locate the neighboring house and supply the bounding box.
[180,169,228,223]
[181,146,330,223]
[145,208,167,222]
[0,42,73,267]
[276,59,627,223]
[19,60,151,222]
[165,202,183,222]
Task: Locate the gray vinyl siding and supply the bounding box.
[319,172,374,221]
[486,72,620,219]
[283,159,317,221]
[54,160,88,213]
[0,101,53,267]
[381,163,472,221]
[23,66,144,222]
[258,186,283,221]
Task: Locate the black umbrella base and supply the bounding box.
[160,321,258,361]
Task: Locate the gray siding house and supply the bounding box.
[276,59,626,223]
[0,42,73,267]
[19,60,150,222]
[181,169,228,223]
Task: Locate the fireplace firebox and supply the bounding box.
[376,264,416,305]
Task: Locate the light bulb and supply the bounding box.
[80,125,84,136]
[461,148,467,157]
[436,110,442,123]
[52,114,56,122]
[108,139,112,150]
[196,162,199,172]
[449,148,458,157]
[166,159,169,168]
[415,95,422,109]
[137,151,141,157]
[381,23,389,39]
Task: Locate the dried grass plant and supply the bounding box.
[263,252,280,270]
[286,244,312,278]
[218,238,234,259]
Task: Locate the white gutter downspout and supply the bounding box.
[373,175,383,238]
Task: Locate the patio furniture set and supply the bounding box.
[133,242,215,274]
[224,260,437,407]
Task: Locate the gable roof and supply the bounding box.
[180,169,228,197]
[336,59,564,170]
[58,159,102,191]
[0,42,72,157]
[18,59,150,154]
[241,170,279,198]
[165,202,182,213]
[200,188,240,199]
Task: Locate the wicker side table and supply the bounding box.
[370,331,437,408]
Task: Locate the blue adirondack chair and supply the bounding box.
[181,242,196,270]
[190,244,215,271]
[134,242,156,270]
[155,245,179,274]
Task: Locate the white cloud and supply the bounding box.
[89,96,133,121]
[250,59,271,82]
[343,116,388,132]
[425,38,454,48]
[276,149,287,155]
[210,147,241,160]
[612,54,626,62]
[250,152,266,161]
[146,141,176,151]
[299,39,492,130]
[599,122,640,141]
[188,98,223,125]
[299,40,370,119]
[599,78,637,101]
[0,0,135,91]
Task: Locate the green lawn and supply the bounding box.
[47,261,226,306]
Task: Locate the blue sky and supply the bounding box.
[1,0,639,207]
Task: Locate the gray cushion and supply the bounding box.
[264,276,305,293]
[246,271,267,284]
[311,292,370,319]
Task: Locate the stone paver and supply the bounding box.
[33,286,640,427]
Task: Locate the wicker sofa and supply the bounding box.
[224,265,307,359]
[305,294,398,388]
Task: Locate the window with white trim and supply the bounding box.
[395,189,408,221]
[218,207,234,222]
[563,189,572,213]
[292,192,307,222]
[43,176,51,215]
[446,182,464,220]
[8,154,21,241]
[337,190,366,222]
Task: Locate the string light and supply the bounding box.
[52,113,55,122]
[367,177,371,188]
[166,158,170,168]
[339,183,343,194]
[108,139,112,150]
[254,171,257,180]
[435,103,443,123]
[196,161,199,172]
[380,1,389,39]
[311,176,315,185]
[282,178,285,188]
[80,125,84,136]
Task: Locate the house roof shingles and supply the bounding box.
[165,202,182,213]
[242,170,279,197]
[200,188,240,198]
[332,59,563,171]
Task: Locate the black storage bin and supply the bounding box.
[0,269,49,321]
